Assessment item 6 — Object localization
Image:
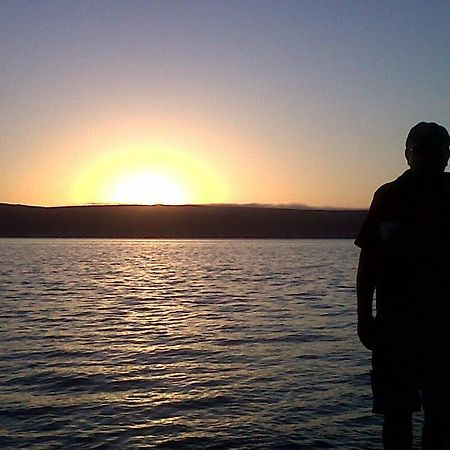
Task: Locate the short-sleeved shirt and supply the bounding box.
[355,170,450,345]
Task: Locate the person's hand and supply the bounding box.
[357,316,377,350]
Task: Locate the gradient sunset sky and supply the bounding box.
[2,0,450,208]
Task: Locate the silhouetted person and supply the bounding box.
[356,122,450,450]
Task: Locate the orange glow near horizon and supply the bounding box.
[71,140,228,205]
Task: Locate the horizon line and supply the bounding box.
[0,202,367,211]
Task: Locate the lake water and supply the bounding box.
[0,239,420,449]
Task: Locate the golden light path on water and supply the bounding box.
[71,140,228,205]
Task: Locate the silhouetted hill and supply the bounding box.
[0,204,367,238]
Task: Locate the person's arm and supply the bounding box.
[356,247,378,350]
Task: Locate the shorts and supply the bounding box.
[371,341,450,415]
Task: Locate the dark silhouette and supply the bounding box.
[0,203,366,238]
[356,122,450,449]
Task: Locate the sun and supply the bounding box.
[72,140,228,206]
[110,170,188,205]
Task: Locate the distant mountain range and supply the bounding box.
[0,203,367,238]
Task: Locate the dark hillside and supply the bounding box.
[0,204,367,238]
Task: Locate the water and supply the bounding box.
[0,239,412,449]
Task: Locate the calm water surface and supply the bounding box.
[0,239,421,449]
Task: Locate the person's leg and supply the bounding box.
[422,411,450,450]
[372,344,418,450]
[383,412,413,450]
[421,342,450,450]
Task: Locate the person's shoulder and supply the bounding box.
[374,181,396,198]
[373,173,408,201]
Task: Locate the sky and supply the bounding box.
[1,0,450,209]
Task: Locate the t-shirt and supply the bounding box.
[355,169,450,342]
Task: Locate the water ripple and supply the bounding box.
[0,239,394,449]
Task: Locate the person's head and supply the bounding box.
[405,122,450,175]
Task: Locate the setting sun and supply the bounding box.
[109,170,188,205]
[71,139,228,206]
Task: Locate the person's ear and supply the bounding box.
[443,148,450,166]
[405,148,412,166]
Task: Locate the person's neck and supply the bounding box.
[407,168,445,184]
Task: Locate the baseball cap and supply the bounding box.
[405,122,450,149]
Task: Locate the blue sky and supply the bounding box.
[1,0,450,207]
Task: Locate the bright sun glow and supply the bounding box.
[72,138,228,205]
[110,170,188,205]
